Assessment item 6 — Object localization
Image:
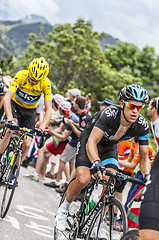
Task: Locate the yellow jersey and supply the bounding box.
[9,70,51,109]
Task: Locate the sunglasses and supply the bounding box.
[29,76,39,83]
[124,101,144,111]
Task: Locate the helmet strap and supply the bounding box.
[122,104,131,123]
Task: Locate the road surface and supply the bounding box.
[0,165,60,240]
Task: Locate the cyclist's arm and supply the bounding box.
[139,145,151,176]
[39,99,52,131]
[86,126,104,163]
[3,90,15,121]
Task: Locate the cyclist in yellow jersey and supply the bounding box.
[0,57,52,163]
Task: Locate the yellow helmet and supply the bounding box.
[28,57,49,81]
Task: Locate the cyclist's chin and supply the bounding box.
[128,117,137,123]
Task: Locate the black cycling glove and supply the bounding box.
[90,160,105,175]
[7,121,19,130]
[35,128,44,137]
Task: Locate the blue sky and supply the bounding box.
[1,0,159,54]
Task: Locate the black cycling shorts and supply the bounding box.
[75,136,119,171]
[139,151,159,231]
[11,100,36,130]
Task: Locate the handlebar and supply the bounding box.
[1,123,46,149]
[89,169,145,187]
[105,169,145,186]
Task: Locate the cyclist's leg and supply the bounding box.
[0,100,19,155]
[0,123,15,154]
[18,104,36,162]
[66,166,91,203]
[140,230,159,240]
[55,137,91,231]
[21,135,33,162]
[100,144,119,195]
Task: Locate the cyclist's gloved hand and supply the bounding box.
[90,160,105,175]
[35,128,44,137]
[8,121,19,130]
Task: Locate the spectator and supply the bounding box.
[44,100,79,188]
[98,98,114,110]
[0,70,13,121]
[114,139,133,209]
[118,137,156,212]
[69,88,81,114]
[55,96,92,193]
[24,94,64,181]
[85,93,92,111]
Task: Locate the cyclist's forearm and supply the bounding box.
[140,156,151,176]
[139,145,151,176]
[4,94,14,121]
[39,109,52,131]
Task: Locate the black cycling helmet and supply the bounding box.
[119,84,149,104]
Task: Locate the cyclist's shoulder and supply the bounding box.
[41,76,51,86]
[100,104,121,120]
[136,114,149,130]
[14,70,28,80]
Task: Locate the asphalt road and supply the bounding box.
[0,165,131,240]
[0,165,61,240]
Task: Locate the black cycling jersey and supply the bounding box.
[139,151,159,231]
[85,104,149,147]
[75,104,149,170]
[0,80,4,96]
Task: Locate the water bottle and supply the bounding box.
[85,195,99,215]
[7,151,13,162]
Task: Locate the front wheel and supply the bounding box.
[120,229,139,240]
[85,198,128,240]
[0,151,21,218]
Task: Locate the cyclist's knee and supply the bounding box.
[76,174,91,188]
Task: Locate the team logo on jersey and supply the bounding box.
[104,108,118,119]
[138,116,149,130]
[15,88,41,103]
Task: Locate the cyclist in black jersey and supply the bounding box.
[55,84,151,231]
[139,97,159,240]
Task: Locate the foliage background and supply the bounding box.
[1,18,159,150]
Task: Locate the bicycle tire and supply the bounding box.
[0,137,17,181]
[120,229,139,240]
[85,198,128,240]
[54,180,84,240]
[0,149,21,218]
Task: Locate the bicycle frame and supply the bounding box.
[74,176,120,239]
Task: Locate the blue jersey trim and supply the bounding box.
[102,158,119,168]
[139,133,149,141]
[15,92,40,104]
